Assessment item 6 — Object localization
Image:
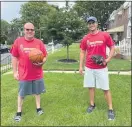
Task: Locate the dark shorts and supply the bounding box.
[18,78,46,97]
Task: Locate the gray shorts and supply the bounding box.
[84,66,109,90]
[18,78,46,97]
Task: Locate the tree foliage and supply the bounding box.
[19,1,57,39]
[73,1,124,29]
[0,19,10,44]
[4,1,125,53]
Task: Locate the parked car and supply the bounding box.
[0,44,9,54]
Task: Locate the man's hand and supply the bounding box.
[33,62,44,66]
[33,58,47,66]
[79,67,84,75]
[14,72,19,80]
[103,58,110,66]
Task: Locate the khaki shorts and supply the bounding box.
[84,66,109,90]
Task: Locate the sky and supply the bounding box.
[1,1,75,23]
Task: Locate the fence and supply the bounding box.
[1,55,12,74]
[1,44,63,74]
[119,38,131,57]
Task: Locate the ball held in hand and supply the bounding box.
[29,48,45,63]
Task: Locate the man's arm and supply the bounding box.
[12,56,19,80]
[106,46,115,63]
[79,49,86,75]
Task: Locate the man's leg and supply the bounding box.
[35,94,40,109]
[95,68,112,108]
[84,67,96,113]
[89,88,95,106]
[14,95,24,122]
[104,90,113,110]
[17,95,24,112]
[95,67,115,120]
[35,94,44,115]
[87,88,96,113]
[104,90,115,120]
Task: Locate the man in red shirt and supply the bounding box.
[10,22,47,122]
[79,16,115,120]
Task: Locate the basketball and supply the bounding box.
[29,49,45,63]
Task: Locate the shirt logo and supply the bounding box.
[87,40,103,47]
[23,48,36,53]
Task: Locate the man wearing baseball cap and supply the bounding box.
[79,16,115,120]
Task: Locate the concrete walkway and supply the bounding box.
[3,70,131,75]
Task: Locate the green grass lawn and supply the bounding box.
[44,44,80,71]
[43,43,131,71]
[1,73,131,126]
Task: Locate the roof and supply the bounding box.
[107,25,124,33]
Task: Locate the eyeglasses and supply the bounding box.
[25,28,34,31]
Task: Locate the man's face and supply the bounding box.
[24,24,35,39]
[88,20,98,31]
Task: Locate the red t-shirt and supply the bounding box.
[10,37,47,81]
[80,31,115,69]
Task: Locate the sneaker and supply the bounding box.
[108,110,115,120]
[14,112,22,122]
[87,104,96,113]
[37,108,44,115]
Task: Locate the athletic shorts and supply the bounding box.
[84,66,109,90]
[18,78,46,97]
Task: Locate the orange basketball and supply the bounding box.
[29,49,45,63]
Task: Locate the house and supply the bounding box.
[106,1,131,59]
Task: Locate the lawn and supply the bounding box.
[1,73,131,126]
[43,43,131,71]
[1,43,131,74]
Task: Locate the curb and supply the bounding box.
[2,70,131,75]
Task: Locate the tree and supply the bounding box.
[6,18,23,44]
[73,1,124,29]
[18,1,87,47]
[0,19,10,44]
[61,36,73,61]
[58,1,87,61]
[19,1,57,39]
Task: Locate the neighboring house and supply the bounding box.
[106,1,131,59]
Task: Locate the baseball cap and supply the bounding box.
[87,16,97,22]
